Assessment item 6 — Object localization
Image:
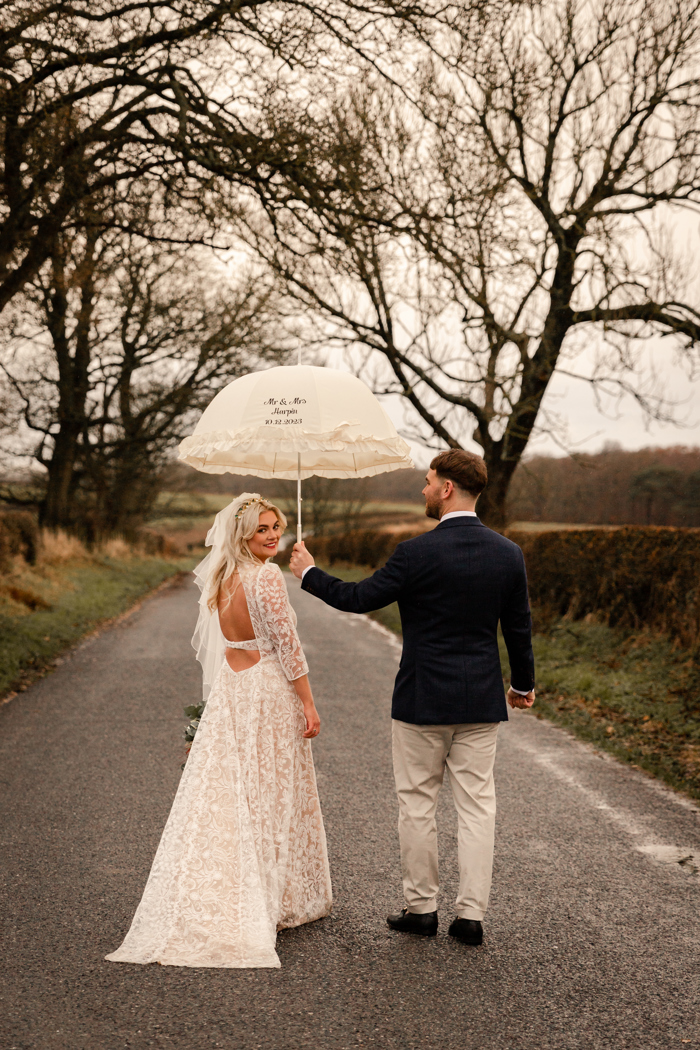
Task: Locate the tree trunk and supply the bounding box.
[475,454,519,530]
[39,240,78,530]
[39,228,98,532]
[42,427,81,530]
[469,250,578,532]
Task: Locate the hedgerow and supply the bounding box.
[511,527,700,648]
[277,528,424,569]
[291,524,700,650]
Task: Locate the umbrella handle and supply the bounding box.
[297,454,302,544]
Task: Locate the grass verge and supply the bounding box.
[524,618,700,801]
[1,548,197,700]
[316,563,700,802]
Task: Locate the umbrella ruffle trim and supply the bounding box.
[178,424,412,460]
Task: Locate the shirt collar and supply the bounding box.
[439,511,478,522]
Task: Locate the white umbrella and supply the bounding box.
[178,364,414,540]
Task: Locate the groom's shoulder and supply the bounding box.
[485,526,524,553]
[401,522,524,558]
[394,530,435,554]
[479,525,525,562]
[392,527,460,562]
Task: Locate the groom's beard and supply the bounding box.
[424,494,442,521]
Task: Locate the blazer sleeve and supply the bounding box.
[500,550,536,693]
[301,543,409,613]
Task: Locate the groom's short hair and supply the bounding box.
[430,449,488,497]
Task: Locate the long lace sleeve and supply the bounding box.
[254,565,309,682]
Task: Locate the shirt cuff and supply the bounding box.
[510,685,532,696]
[301,565,314,581]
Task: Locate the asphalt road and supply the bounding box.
[1,573,699,1050]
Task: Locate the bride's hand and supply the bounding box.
[293,674,319,737]
[303,703,321,738]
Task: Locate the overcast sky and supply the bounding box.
[377,343,700,471]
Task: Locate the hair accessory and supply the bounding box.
[234,497,265,520]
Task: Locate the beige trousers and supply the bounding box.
[391,719,500,921]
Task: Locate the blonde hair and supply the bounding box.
[206,492,287,611]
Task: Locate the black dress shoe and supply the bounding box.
[448,917,483,945]
[387,908,438,936]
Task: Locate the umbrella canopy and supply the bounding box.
[178,365,414,479]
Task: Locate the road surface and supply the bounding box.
[1,573,699,1049]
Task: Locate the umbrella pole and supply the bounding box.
[296,346,302,543]
[297,453,302,544]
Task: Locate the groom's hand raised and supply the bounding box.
[290,541,315,580]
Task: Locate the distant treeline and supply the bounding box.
[506,446,700,526]
[12,448,700,528]
[170,447,700,527]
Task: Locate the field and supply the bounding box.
[145,492,430,552]
[146,490,625,553]
[144,492,232,548]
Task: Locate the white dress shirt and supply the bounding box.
[438,510,477,521]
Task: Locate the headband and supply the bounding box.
[234,497,266,520]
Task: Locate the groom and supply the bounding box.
[289,449,535,945]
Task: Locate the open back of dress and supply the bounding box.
[218,571,264,671]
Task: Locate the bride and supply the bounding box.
[106,493,332,968]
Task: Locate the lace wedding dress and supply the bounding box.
[106,561,332,968]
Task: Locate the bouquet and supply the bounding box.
[182,702,205,767]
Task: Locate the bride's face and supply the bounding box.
[248,509,283,562]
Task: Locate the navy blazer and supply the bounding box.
[301,516,535,725]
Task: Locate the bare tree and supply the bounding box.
[241,0,700,525]
[1,199,289,536]
[0,0,453,320]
